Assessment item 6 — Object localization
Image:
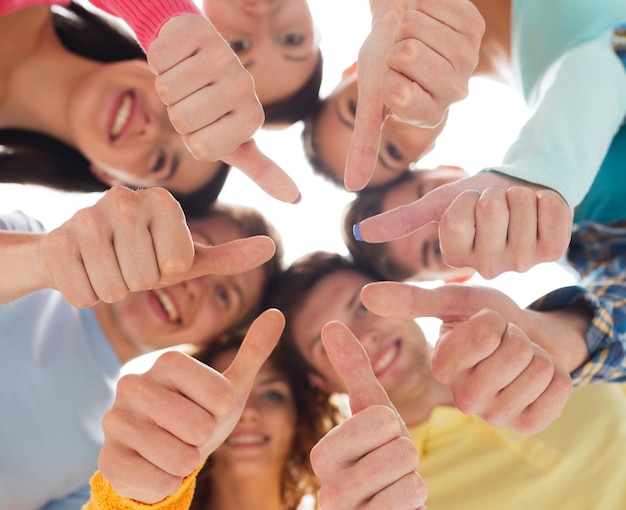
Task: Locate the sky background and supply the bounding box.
[0,0,577,344]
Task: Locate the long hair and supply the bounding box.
[0,2,229,209]
[189,332,342,510]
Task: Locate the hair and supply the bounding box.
[264,251,379,379]
[189,331,343,510]
[0,1,229,210]
[263,50,324,128]
[203,201,285,330]
[342,172,417,282]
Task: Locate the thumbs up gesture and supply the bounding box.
[310,321,427,510]
[97,309,285,503]
[362,282,576,434]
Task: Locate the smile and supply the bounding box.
[372,340,400,377]
[110,91,134,141]
[153,288,181,324]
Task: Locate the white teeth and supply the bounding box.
[153,289,179,323]
[111,92,132,139]
[373,344,398,375]
[227,434,266,446]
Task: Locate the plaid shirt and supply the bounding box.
[529,222,626,385]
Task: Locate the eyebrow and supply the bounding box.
[165,153,180,182]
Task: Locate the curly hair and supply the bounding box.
[189,331,343,510]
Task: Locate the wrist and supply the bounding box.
[523,307,591,373]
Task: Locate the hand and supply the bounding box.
[38,186,275,307]
[361,282,574,434]
[97,309,285,503]
[310,321,427,510]
[148,14,300,203]
[345,0,484,191]
[355,173,572,279]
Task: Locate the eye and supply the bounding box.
[151,151,167,173]
[215,284,231,308]
[281,33,304,46]
[356,301,369,318]
[264,389,288,403]
[385,143,403,162]
[229,39,250,54]
[348,100,357,117]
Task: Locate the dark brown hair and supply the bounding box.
[189,331,342,510]
[342,172,417,281]
[0,2,229,211]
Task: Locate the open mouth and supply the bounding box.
[152,288,181,324]
[110,91,135,141]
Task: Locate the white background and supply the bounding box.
[0,0,577,344]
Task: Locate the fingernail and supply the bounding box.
[470,189,483,196]
[353,223,363,241]
[292,191,302,204]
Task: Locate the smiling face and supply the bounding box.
[203,0,319,107]
[290,269,435,409]
[67,60,223,195]
[381,167,475,281]
[210,348,297,478]
[313,72,448,188]
[101,215,266,359]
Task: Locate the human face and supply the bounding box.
[210,349,297,478]
[314,72,448,188]
[106,216,266,356]
[203,0,319,106]
[68,60,222,195]
[382,167,475,282]
[291,270,435,407]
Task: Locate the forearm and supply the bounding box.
[523,305,592,375]
[0,231,49,304]
[88,0,201,50]
[484,35,626,208]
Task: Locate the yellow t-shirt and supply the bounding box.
[410,383,626,509]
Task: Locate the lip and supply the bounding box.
[147,288,182,325]
[370,339,401,379]
[108,90,137,143]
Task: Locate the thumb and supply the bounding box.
[223,309,286,398]
[354,178,465,243]
[321,321,393,413]
[183,236,276,281]
[221,139,301,204]
[344,91,385,192]
[361,281,488,322]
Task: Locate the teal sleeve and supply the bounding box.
[482,33,626,208]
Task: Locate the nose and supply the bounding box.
[242,0,279,16]
[240,395,262,420]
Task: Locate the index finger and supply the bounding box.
[221,139,301,204]
[321,321,393,413]
[344,92,386,192]
[223,309,286,397]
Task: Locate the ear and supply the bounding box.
[307,372,334,395]
[89,165,125,187]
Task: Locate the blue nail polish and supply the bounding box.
[353,223,363,241]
